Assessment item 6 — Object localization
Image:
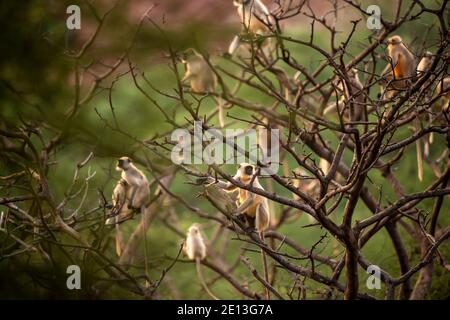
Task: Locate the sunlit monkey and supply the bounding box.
[184,224,220,300]
[435,77,450,153]
[109,179,131,218]
[116,157,150,213]
[182,49,216,93]
[181,48,224,127]
[105,179,132,255]
[234,0,271,34]
[211,163,271,298]
[436,77,450,112]
[417,51,434,80]
[229,0,274,58]
[217,163,271,232]
[380,35,416,99]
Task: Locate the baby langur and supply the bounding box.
[380,35,416,99]
[324,68,366,124]
[229,0,274,58]
[181,48,225,128]
[417,51,435,81]
[105,179,132,255]
[116,157,150,214]
[211,163,271,299]
[184,224,219,300]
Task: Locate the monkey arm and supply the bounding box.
[236,193,254,213]
[128,185,138,208]
[255,202,269,232]
[255,1,270,19]
[381,62,394,81]
[181,72,192,82]
[228,35,241,55]
[215,180,239,192]
[202,176,239,192]
[324,100,345,116]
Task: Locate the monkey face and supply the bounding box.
[188,225,201,235]
[387,35,402,46]
[181,48,198,63]
[244,165,253,176]
[348,68,358,79]
[236,163,255,182]
[116,157,131,171]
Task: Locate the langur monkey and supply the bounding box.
[324,68,366,124]
[417,51,435,81]
[105,179,132,255]
[415,51,450,111]
[234,0,271,34]
[229,0,274,58]
[216,163,271,233]
[116,157,150,214]
[181,48,225,128]
[184,224,220,300]
[436,77,450,112]
[210,163,271,299]
[434,77,450,153]
[380,35,416,99]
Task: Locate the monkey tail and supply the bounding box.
[416,137,423,182]
[259,231,271,300]
[196,257,220,300]
[218,98,225,128]
[142,204,150,287]
[115,216,124,257]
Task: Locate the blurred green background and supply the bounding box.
[0,0,448,299]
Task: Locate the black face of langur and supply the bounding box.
[237,163,255,182]
[116,157,131,171]
[181,49,197,63]
[244,165,253,176]
[387,35,402,46]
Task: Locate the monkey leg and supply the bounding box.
[414,118,424,182]
[128,186,138,210]
[231,212,247,225]
[115,217,124,256]
[244,214,256,231]
[255,203,269,232]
